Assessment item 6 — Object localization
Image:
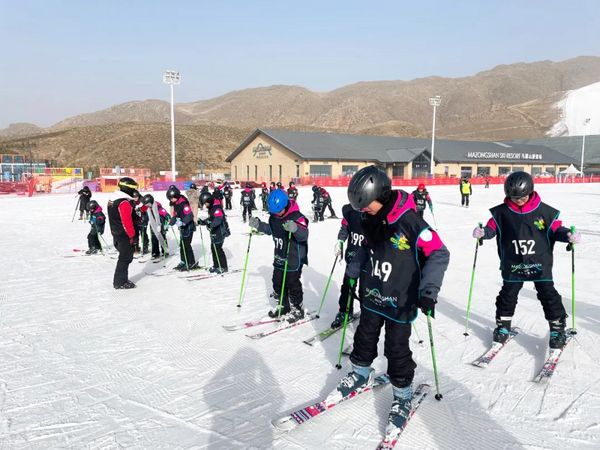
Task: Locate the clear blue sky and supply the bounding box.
[1,0,599,128]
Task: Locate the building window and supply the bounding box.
[498,166,511,175]
[246,165,250,181]
[254,165,258,181]
[477,166,491,176]
[512,166,524,173]
[444,166,449,176]
[412,154,430,178]
[279,164,282,182]
[531,166,542,176]
[392,165,404,178]
[309,165,332,177]
[269,165,272,181]
[235,166,238,180]
[341,165,359,177]
[460,166,473,178]
[545,166,555,174]
[296,165,300,178]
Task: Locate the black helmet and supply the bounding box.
[189,183,197,190]
[504,171,534,198]
[118,177,138,197]
[276,181,282,188]
[86,200,99,212]
[347,165,392,211]
[200,192,214,205]
[82,186,91,192]
[166,185,181,201]
[289,181,295,187]
[312,185,319,192]
[142,194,154,206]
[246,182,251,188]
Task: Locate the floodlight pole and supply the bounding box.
[580,118,590,178]
[163,70,181,182]
[429,96,442,177]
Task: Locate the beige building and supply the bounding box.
[226,129,579,183]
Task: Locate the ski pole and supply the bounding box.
[336,278,356,370]
[567,225,577,333]
[427,312,443,401]
[198,224,208,268]
[212,242,223,275]
[316,254,339,318]
[464,222,483,336]
[412,322,424,345]
[276,231,293,318]
[71,199,79,222]
[429,205,438,229]
[180,228,190,270]
[237,232,253,308]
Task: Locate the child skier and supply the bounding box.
[335,166,449,433]
[141,194,170,260]
[411,183,433,219]
[85,200,105,254]
[223,182,233,210]
[320,186,337,218]
[287,181,298,200]
[331,202,365,328]
[472,171,581,349]
[311,185,325,222]
[249,190,309,322]
[77,186,92,220]
[198,191,230,273]
[240,183,254,223]
[166,185,197,271]
[260,182,269,211]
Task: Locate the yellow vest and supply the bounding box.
[461,182,471,194]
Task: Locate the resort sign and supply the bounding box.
[252,143,272,159]
[465,152,543,160]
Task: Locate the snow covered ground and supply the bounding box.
[1,183,599,449]
[549,81,600,136]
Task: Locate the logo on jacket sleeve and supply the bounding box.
[534,217,545,230]
[390,233,410,250]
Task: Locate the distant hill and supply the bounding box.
[2,56,600,174]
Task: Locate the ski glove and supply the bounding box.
[567,231,581,244]
[418,297,437,318]
[334,240,344,258]
[472,226,485,239]
[282,220,298,233]
[248,217,261,230]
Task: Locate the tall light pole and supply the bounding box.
[429,95,442,176]
[163,70,181,182]
[580,118,591,178]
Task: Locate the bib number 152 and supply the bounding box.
[511,239,535,255]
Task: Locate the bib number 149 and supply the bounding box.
[371,258,392,282]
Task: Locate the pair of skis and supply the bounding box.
[272,375,430,449]
[471,327,576,383]
[223,310,318,339]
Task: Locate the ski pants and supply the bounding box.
[138,226,149,252]
[495,281,566,321]
[87,230,101,250]
[338,273,360,314]
[211,241,227,270]
[461,193,470,206]
[180,232,196,266]
[325,199,336,217]
[150,228,167,257]
[272,267,303,312]
[225,198,232,210]
[113,235,134,287]
[242,205,253,221]
[416,210,425,219]
[262,197,268,211]
[350,308,416,389]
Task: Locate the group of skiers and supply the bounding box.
[76,168,581,432]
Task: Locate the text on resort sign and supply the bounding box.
[465,152,543,160]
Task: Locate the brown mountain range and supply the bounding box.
[1,56,599,176]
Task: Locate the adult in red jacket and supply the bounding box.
[108,177,138,289]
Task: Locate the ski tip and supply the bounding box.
[271,417,296,432]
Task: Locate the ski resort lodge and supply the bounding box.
[226,129,581,184]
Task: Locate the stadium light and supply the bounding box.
[429,96,442,176]
[580,118,591,178]
[163,70,181,182]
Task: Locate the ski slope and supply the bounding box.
[549,81,600,136]
[0,183,599,449]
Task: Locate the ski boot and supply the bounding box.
[284,306,305,324]
[268,305,290,318]
[85,248,99,255]
[330,311,347,329]
[387,388,413,434]
[335,366,374,399]
[114,280,136,290]
[492,317,512,344]
[173,262,187,271]
[549,316,567,349]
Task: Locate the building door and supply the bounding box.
[460,166,473,178]
[411,154,430,178]
[392,164,404,178]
